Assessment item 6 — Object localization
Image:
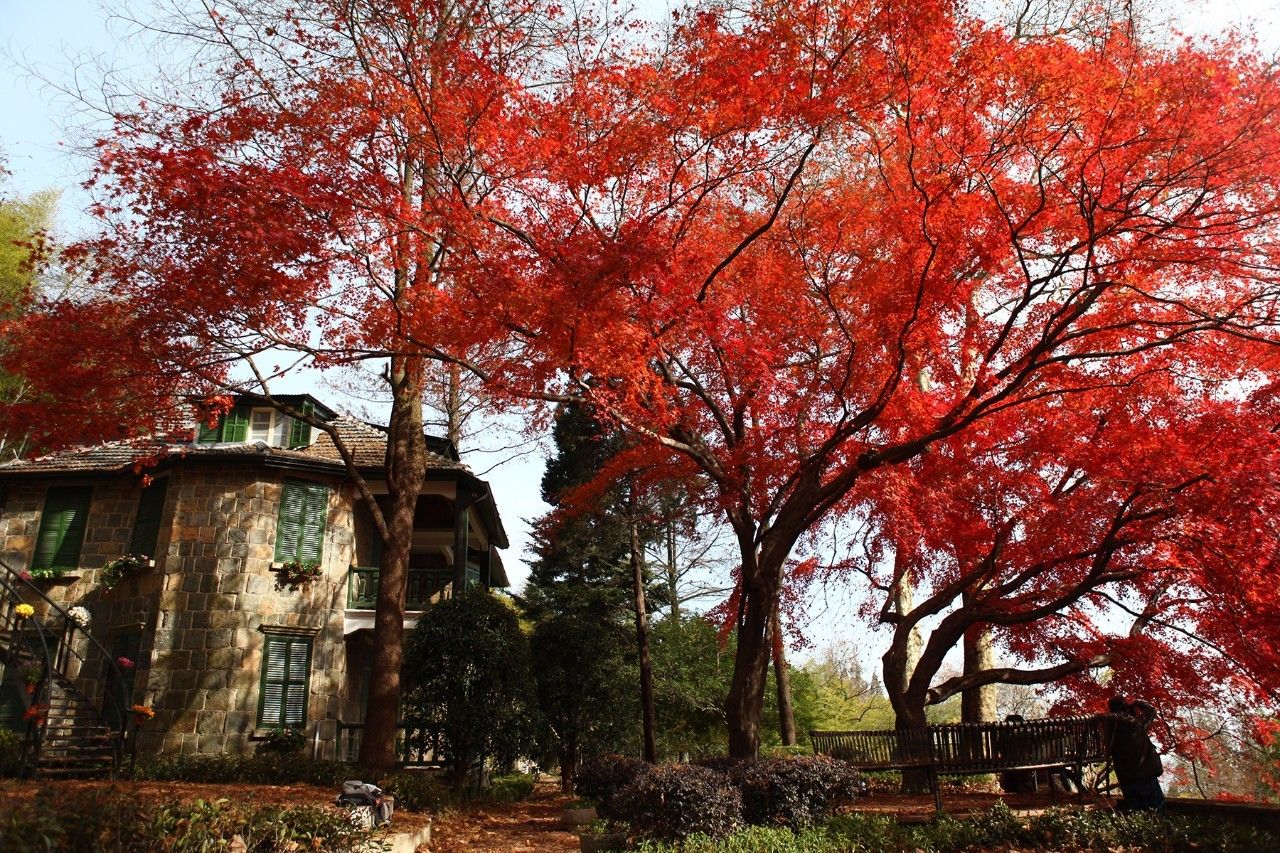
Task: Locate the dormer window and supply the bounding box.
[250,408,290,445]
[196,401,314,448]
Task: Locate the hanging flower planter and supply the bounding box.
[100,554,154,591]
[274,560,322,591]
[131,704,155,726]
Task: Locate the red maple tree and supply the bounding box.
[6,0,1280,761]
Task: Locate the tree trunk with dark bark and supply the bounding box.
[358,354,428,775]
[725,558,776,758]
[771,603,797,747]
[630,490,658,763]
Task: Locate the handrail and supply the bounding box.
[0,557,133,773]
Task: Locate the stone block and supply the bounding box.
[197,733,226,754]
[196,710,226,734]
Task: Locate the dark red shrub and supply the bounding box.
[613,764,743,841]
[730,755,863,829]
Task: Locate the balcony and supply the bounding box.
[346,566,451,611]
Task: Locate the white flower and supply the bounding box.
[67,606,91,628]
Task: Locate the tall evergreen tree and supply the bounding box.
[521,403,640,786]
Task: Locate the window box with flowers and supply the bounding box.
[100,554,154,591]
[273,560,322,591]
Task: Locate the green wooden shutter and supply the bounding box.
[221,406,251,442]
[287,402,315,449]
[274,483,306,562]
[128,479,169,557]
[32,487,93,570]
[258,634,311,727]
[196,418,221,443]
[275,480,327,563]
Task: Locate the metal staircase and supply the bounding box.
[0,559,130,778]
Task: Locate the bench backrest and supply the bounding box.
[811,715,1109,773]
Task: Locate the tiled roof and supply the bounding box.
[303,417,465,471]
[0,417,465,476]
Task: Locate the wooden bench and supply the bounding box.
[811,715,1110,811]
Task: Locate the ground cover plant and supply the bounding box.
[633,803,1280,852]
[0,785,383,852]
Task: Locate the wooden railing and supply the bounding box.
[346,567,450,611]
[335,720,447,767]
[811,715,1111,811]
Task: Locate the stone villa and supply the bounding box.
[0,394,508,766]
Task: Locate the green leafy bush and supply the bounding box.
[575,753,650,812]
[379,770,454,812]
[613,764,743,842]
[730,756,862,830]
[634,825,834,853]
[0,728,26,778]
[135,753,351,787]
[490,772,536,802]
[256,727,306,756]
[0,786,382,852]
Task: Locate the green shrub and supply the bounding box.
[256,727,306,756]
[575,753,649,814]
[634,825,834,852]
[134,753,351,787]
[0,786,382,852]
[827,813,912,852]
[614,764,743,842]
[489,772,536,802]
[730,756,862,830]
[379,770,454,812]
[0,728,26,778]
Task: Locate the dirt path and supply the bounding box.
[426,782,580,852]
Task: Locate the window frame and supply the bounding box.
[31,486,93,572]
[274,479,329,565]
[256,630,313,729]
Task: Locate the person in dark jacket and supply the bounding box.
[1105,696,1165,812]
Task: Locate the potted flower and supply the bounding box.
[21,666,41,694]
[13,603,34,621]
[67,606,91,629]
[100,554,152,591]
[275,560,322,591]
[29,566,71,583]
[23,704,48,725]
[131,704,155,726]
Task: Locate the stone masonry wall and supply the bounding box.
[142,464,354,757]
[1,464,358,759]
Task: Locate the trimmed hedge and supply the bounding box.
[575,753,650,812]
[134,753,352,787]
[614,764,743,842]
[730,756,862,830]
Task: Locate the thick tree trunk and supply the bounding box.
[771,603,797,747]
[630,493,657,763]
[726,562,776,759]
[882,558,931,792]
[961,622,998,723]
[358,355,428,775]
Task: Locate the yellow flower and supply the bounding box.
[14,604,34,619]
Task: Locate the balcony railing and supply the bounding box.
[335,720,446,767]
[346,567,450,611]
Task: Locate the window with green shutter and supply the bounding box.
[128,479,169,557]
[287,401,314,449]
[197,406,250,443]
[32,486,93,571]
[274,480,328,564]
[258,632,312,727]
